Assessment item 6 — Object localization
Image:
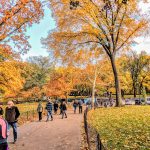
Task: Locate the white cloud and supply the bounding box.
[132,37,150,54]
[132,1,150,54]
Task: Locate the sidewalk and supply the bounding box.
[8,110,83,150]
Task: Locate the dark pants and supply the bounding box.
[0,143,8,150]
[79,106,82,114]
[54,108,58,114]
[74,106,77,114]
[38,112,42,121]
[8,122,17,141]
[59,109,62,115]
[62,110,67,119]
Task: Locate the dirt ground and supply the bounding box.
[8,110,83,150]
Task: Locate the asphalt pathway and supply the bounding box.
[8,110,83,150]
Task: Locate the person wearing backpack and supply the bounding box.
[61,101,67,119]
[5,101,20,144]
[78,100,83,114]
[73,100,78,114]
[0,104,8,150]
[59,101,63,115]
[37,101,43,121]
[54,101,59,114]
[45,99,53,121]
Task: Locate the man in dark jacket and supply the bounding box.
[5,101,20,144]
[45,99,53,121]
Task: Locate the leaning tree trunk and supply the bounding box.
[110,55,122,107]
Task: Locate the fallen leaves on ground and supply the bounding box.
[88,106,150,150]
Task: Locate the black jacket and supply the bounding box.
[0,107,4,115]
[61,104,67,111]
[5,106,20,123]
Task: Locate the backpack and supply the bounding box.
[0,118,7,144]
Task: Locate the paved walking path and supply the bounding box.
[8,110,83,150]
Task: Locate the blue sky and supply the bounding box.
[21,7,56,60]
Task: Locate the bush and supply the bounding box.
[88,106,150,149]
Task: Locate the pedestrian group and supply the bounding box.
[0,98,84,150]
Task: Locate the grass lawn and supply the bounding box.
[2,102,47,124]
[88,106,150,150]
[2,102,46,113]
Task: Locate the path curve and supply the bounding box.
[8,110,83,150]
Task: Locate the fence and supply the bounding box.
[84,107,106,150]
[18,109,38,124]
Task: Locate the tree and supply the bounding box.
[23,56,53,91]
[43,0,149,106]
[122,51,150,97]
[45,66,79,100]
[0,0,44,58]
[0,61,24,97]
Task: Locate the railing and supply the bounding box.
[84,107,106,150]
[18,110,38,124]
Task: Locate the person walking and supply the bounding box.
[45,99,53,121]
[59,101,63,115]
[61,101,67,119]
[78,100,83,114]
[73,100,78,114]
[54,101,59,114]
[5,101,20,144]
[0,106,8,150]
[0,102,4,116]
[37,101,43,121]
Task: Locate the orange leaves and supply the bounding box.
[0,61,24,97]
[0,0,44,55]
[45,67,79,98]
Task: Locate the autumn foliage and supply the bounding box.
[0,0,150,103]
[0,0,44,57]
[43,0,150,106]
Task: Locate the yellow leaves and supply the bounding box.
[0,61,24,97]
[88,106,150,149]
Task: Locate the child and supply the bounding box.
[0,108,8,150]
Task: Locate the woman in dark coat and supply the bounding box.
[54,101,59,114]
[61,101,67,119]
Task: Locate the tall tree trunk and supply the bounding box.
[133,80,137,98]
[110,55,122,107]
[92,66,97,108]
